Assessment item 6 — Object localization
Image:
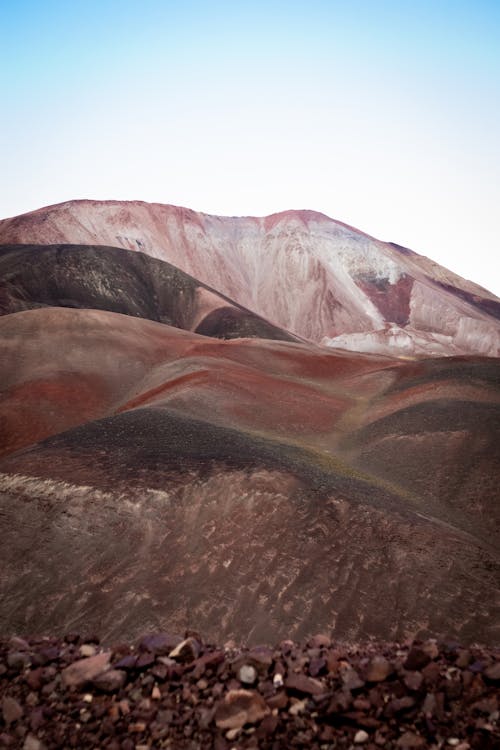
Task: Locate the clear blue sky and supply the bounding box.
[1,0,499,294]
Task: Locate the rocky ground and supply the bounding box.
[0,632,499,749]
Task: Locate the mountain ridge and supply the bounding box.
[1,199,498,358]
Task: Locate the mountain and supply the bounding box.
[1,199,499,357]
[0,201,498,647]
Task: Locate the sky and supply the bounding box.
[1,0,499,295]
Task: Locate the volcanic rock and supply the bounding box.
[61,652,111,688]
[364,655,392,682]
[214,689,269,729]
[1,696,23,725]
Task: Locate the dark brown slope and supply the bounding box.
[0,243,297,343]
[0,308,499,647]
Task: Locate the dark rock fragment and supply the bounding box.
[92,669,127,692]
[484,661,500,681]
[138,633,182,655]
[404,648,431,671]
[169,637,201,664]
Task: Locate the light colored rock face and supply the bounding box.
[1,200,499,357]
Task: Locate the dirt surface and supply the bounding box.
[0,632,499,749]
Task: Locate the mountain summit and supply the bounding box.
[1,199,498,357]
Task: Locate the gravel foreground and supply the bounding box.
[0,633,499,750]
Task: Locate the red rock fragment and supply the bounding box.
[404,671,423,691]
[364,656,392,682]
[285,673,325,696]
[1,696,23,725]
[340,664,365,691]
[396,731,425,747]
[61,651,111,688]
[214,689,269,729]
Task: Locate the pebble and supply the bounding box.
[404,671,423,691]
[168,637,200,663]
[364,656,392,682]
[238,664,257,685]
[289,698,308,715]
[484,661,500,681]
[92,668,127,692]
[285,673,325,695]
[2,696,23,725]
[354,729,369,743]
[23,735,45,750]
[404,648,431,671]
[396,731,425,748]
[215,689,269,729]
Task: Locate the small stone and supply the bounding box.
[404,648,430,671]
[61,651,111,688]
[266,691,288,710]
[455,649,471,668]
[23,735,46,750]
[83,693,93,703]
[168,637,200,663]
[354,730,369,744]
[273,673,284,688]
[215,689,269,730]
[129,722,147,732]
[340,665,364,691]
[422,639,439,660]
[289,699,307,715]
[9,637,30,651]
[285,673,324,695]
[7,651,31,671]
[225,727,241,741]
[138,632,182,655]
[364,656,392,682]
[136,652,155,669]
[447,740,460,747]
[113,654,138,670]
[484,662,500,681]
[404,671,423,691]
[309,657,326,677]
[238,664,257,685]
[25,668,43,691]
[92,668,127,692]
[79,644,96,657]
[118,699,130,715]
[151,685,161,699]
[2,696,23,725]
[396,731,425,748]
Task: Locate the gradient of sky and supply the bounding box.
[1,0,499,294]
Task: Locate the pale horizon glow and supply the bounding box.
[1,0,499,295]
